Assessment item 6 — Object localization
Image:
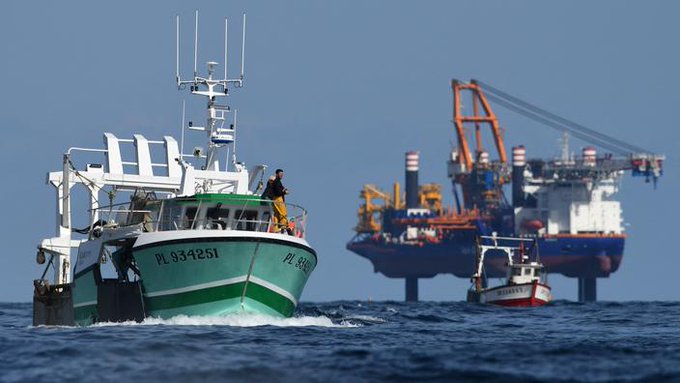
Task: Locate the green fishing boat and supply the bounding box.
[33,12,316,326]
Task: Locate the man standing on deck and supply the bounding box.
[272,169,292,235]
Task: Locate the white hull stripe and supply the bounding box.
[142,275,297,305]
[248,275,298,306]
[143,276,247,298]
[73,300,97,308]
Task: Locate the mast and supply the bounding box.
[176,11,247,171]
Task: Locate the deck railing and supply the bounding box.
[90,196,308,238]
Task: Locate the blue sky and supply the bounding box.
[1,1,678,302]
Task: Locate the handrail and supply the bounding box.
[91,195,309,238]
[91,195,308,216]
[89,201,140,212]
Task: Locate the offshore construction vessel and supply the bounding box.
[33,13,316,326]
[347,79,663,302]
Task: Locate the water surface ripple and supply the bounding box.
[2,301,679,382]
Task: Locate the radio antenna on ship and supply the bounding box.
[175,11,247,171]
[194,10,199,78]
[232,109,238,167]
[180,99,186,155]
[240,13,246,83]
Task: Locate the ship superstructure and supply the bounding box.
[348,79,663,301]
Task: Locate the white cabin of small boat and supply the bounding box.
[507,261,543,285]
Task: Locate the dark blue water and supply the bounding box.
[2,301,680,382]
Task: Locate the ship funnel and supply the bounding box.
[512,145,526,207]
[583,146,597,167]
[405,151,419,209]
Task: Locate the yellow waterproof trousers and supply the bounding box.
[272,196,288,231]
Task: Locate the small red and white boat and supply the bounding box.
[467,234,552,307]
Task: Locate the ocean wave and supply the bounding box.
[340,314,387,324]
[5,301,680,383]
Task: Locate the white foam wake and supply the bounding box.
[91,313,358,328]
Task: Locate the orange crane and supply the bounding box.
[451,79,507,172]
[450,79,511,212]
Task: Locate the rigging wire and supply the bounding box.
[65,158,119,233]
[66,158,117,206]
[482,92,631,155]
[476,80,650,154]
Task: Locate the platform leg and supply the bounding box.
[578,277,597,302]
[405,278,418,302]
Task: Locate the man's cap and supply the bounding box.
[275,168,284,174]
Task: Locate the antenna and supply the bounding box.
[240,13,246,81]
[224,17,228,81]
[180,100,186,155]
[175,15,180,85]
[232,109,238,164]
[193,10,199,78]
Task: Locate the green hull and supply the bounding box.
[132,236,317,318]
[72,270,98,326]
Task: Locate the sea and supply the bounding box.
[1,301,679,383]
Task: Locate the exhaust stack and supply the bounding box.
[583,146,597,167]
[512,145,526,207]
[405,151,419,209]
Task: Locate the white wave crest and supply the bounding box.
[340,314,386,324]
[91,313,359,328]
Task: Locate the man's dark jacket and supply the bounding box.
[273,178,286,201]
[261,181,274,200]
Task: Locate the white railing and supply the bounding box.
[91,197,308,238]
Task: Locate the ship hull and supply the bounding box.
[469,282,552,307]
[347,235,623,279]
[68,232,316,326]
[132,232,317,319]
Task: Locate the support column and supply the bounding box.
[405,278,418,302]
[578,277,597,302]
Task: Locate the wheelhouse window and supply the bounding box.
[234,210,258,231]
[260,211,272,232]
[206,203,230,230]
[156,197,281,233]
[159,202,181,231]
[184,207,198,229]
[158,200,201,231]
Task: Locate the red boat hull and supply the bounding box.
[472,281,552,307]
[490,295,550,307]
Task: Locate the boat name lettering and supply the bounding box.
[282,252,313,275]
[497,286,526,296]
[154,248,220,265]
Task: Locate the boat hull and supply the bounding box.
[469,282,552,307]
[132,232,317,318]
